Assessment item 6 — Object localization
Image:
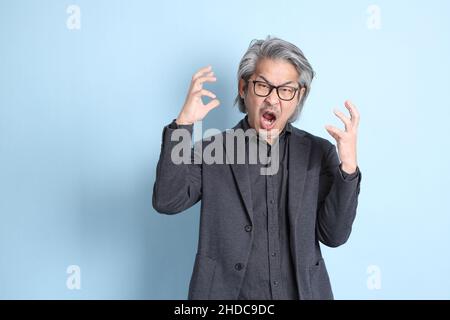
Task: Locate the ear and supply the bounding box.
[298,87,306,102]
[238,78,247,98]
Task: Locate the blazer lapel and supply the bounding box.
[288,130,311,227]
[229,161,254,223]
[225,120,254,223]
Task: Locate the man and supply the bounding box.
[153,36,362,300]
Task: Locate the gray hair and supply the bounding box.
[234,36,315,122]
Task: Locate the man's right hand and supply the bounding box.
[176,65,220,125]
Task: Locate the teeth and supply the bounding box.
[262,117,275,126]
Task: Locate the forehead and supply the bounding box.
[254,58,299,83]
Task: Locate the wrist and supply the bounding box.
[175,115,194,126]
[341,163,357,174]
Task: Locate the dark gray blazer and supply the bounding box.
[153,118,362,300]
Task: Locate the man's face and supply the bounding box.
[239,58,305,137]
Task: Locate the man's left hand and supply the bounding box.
[325,100,360,174]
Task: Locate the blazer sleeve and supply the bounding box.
[316,143,362,247]
[152,121,202,214]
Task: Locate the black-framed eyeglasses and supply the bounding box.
[247,79,301,101]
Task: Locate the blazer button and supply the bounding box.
[234,263,244,271]
[244,225,252,232]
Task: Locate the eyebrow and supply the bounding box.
[256,75,296,86]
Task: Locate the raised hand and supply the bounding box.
[176,65,220,125]
[325,100,360,174]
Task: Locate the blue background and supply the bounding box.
[1,0,449,299]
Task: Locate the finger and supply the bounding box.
[198,71,215,78]
[192,76,217,90]
[205,99,220,111]
[344,100,360,127]
[333,108,351,131]
[192,65,213,81]
[195,89,216,99]
[325,125,344,140]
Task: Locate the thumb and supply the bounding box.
[325,125,339,140]
[205,99,220,112]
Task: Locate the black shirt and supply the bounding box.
[237,116,299,300]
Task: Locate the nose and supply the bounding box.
[265,87,280,106]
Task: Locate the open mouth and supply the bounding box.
[260,110,277,130]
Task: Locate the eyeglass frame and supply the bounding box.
[246,79,303,101]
